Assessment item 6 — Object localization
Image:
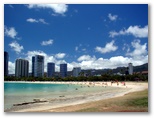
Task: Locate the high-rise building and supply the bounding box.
[32,55,44,78]
[15,59,29,77]
[60,63,67,78]
[4,51,9,76]
[72,67,81,77]
[32,56,35,77]
[47,63,55,77]
[128,63,133,75]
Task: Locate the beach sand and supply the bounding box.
[5,81,148,112]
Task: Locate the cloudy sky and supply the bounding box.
[4,4,148,74]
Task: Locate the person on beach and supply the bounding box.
[111,81,113,86]
[122,82,125,86]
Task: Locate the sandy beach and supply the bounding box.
[4,81,148,112]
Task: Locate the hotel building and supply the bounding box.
[4,51,9,76]
[32,56,35,77]
[32,55,44,78]
[72,67,81,77]
[128,63,133,75]
[47,62,55,77]
[15,59,29,77]
[60,63,67,78]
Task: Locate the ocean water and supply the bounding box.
[4,81,121,110]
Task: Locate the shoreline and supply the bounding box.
[4,81,148,112]
[4,80,148,88]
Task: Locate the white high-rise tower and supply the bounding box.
[128,63,133,75]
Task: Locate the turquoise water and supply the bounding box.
[4,82,79,110]
[4,82,121,110]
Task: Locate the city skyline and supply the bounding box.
[4,53,138,77]
[4,4,148,74]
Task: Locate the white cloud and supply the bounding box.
[27,18,48,24]
[126,39,147,58]
[27,4,68,15]
[77,55,96,62]
[8,61,15,74]
[109,25,148,38]
[126,25,148,38]
[123,43,130,52]
[41,39,53,46]
[26,18,38,23]
[109,31,119,38]
[75,54,147,70]
[71,54,147,70]
[9,41,24,54]
[77,55,90,61]
[55,53,66,59]
[4,26,18,39]
[108,13,118,21]
[95,40,118,54]
[38,19,48,24]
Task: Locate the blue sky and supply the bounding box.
[4,4,148,74]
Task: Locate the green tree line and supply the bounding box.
[4,74,148,82]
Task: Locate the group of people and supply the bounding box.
[111,80,126,86]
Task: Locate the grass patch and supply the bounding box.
[124,89,148,107]
[125,97,148,107]
[75,89,148,112]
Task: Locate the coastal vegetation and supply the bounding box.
[4,73,148,82]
